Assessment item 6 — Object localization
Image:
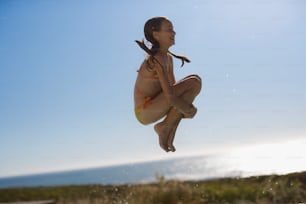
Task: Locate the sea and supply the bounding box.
[1,145,306,189]
[0,155,229,189]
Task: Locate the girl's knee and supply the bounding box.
[189,74,201,80]
[175,75,202,96]
[188,75,202,92]
[191,74,202,84]
[185,74,201,84]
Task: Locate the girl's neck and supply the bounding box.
[158,47,169,56]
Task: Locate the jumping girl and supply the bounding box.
[134,16,202,152]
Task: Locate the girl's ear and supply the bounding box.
[152,31,159,41]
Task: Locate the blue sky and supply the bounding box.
[1,0,305,177]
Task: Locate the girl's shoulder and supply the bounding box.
[140,55,158,71]
[137,58,158,79]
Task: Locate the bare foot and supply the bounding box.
[167,119,181,152]
[154,122,171,152]
[168,129,176,152]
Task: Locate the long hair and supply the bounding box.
[135,17,190,67]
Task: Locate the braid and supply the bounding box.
[135,40,163,70]
[135,40,191,68]
[168,51,191,67]
[135,40,153,56]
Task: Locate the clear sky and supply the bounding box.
[1,0,305,178]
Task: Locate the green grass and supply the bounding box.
[0,171,305,204]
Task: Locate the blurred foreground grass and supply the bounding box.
[0,171,305,204]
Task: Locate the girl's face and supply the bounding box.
[153,20,176,48]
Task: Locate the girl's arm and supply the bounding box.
[153,57,195,117]
[168,56,176,85]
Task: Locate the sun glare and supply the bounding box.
[228,139,306,176]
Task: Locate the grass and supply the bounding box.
[0,171,305,204]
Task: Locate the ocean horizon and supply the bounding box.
[0,155,226,189]
[1,142,306,189]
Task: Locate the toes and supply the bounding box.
[154,123,176,153]
[160,144,170,152]
[168,141,176,152]
[168,145,176,152]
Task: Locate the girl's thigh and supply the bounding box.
[140,92,171,124]
[173,75,202,96]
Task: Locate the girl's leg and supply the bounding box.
[139,74,202,124]
[154,108,183,152]
[136,91,171,125]
[166,108,182,152]
[155,75,202,152]
[173,74,202,105]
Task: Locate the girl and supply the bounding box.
[134,17,202,152]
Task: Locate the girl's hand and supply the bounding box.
[183,105,197,119]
